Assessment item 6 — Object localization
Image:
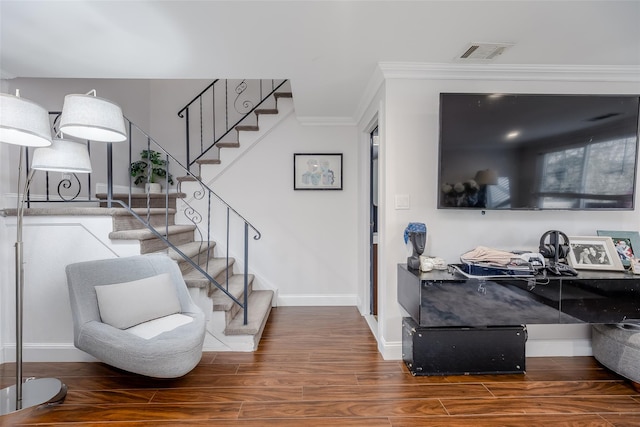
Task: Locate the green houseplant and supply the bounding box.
[130,150,174,192]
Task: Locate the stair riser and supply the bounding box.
[100,198,179,210]
[223,290,274,337]
[112,213,176,232]
[213,281,255,319]
[225,299,245,325]
[227,304,272,349]
[207,266,235,298]
[177,249,217,275]
[139,230,195,253]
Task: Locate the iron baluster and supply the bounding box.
[226,206,230,291]
[244,221,248,325]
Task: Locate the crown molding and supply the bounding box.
[377,62,640,82]
[353,61,640,128]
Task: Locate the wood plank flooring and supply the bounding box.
[1,306,640,426]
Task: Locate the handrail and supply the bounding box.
[177,79,289,172]
[177,79,220,118]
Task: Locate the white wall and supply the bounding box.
[373,64,640,359]
[0,214,140,363]
[197,111,359,305]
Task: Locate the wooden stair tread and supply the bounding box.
[177,175,200,182]
[196,159,221,165]
[255,108,278,115]
[235,125,259,132]
[216,141,240,148]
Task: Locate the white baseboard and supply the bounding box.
[276,294,358,306]
[2,344,98,363]
[378,339,403,360]
[526,339,593,357]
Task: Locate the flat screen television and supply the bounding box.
[438,93,640,210]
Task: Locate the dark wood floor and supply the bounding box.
[1,306,640,426]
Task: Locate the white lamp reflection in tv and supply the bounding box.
[475,169,499,208]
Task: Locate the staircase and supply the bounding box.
[89,80,293,351]
[23,79,293,351]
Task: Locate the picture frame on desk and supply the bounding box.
[597,230,640,267]
[567,236,625,272]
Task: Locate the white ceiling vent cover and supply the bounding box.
[455,42,514,62]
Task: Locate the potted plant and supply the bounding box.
[130,149,174,193]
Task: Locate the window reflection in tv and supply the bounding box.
[438,93,640,210]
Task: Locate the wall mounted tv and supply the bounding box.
[438,93,640,210]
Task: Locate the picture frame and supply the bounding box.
[596,230,640,267]
[567,236,625,271]
[293,153,343,190]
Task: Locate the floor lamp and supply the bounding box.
[0,90,123,415]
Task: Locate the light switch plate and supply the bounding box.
[395,194,410,210]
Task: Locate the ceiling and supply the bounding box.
[1,1,639,121]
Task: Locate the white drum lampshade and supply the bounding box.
[0,93,53,147]
[31,139,92,173]
[59,92,127,143]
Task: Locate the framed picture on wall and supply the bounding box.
[293,153,343,190]
[597,230,640,267]
[567,236,625,271]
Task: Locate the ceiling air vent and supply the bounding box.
[455,43,514,62]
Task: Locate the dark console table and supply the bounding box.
[398,264,640,375]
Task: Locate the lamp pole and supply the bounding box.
[0,147,67,415]
[15,146,27,409]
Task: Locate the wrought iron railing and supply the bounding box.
[23,113,96,205]
[24,113,261,325]
[177,79,289,172]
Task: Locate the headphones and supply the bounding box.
[539,230,571,262]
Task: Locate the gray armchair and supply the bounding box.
[65,254,205,378]
[592,322,640,388]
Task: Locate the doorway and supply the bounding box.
[370,126,379,316]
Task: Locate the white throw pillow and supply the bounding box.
[95,273,181,329]
[126,313,194,339]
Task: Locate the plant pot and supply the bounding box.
[145,183,162,193]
